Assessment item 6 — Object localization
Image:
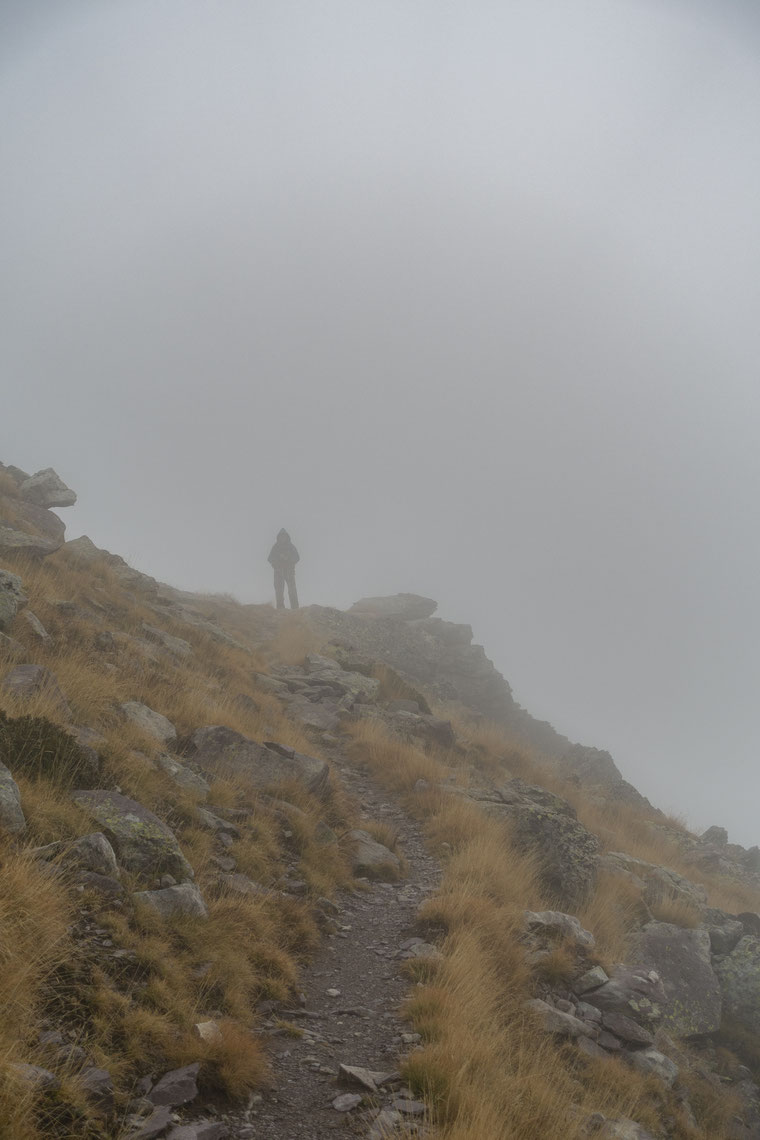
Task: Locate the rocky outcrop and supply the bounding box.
[18,468,76,508]
[72,790,193,881]
[482,779,600,905]
[188,727,329,796]
[630,923,721,1037]
[558,745,661,815]
[299,601,571,757]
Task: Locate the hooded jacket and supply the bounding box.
[268,529,300,571]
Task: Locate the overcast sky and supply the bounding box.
[2,1,759,845]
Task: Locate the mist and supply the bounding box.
[2,1,759,844]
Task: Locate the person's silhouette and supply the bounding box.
[268,529,300,610]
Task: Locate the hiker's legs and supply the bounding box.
[273,568,285,609]
[285,568,299,609]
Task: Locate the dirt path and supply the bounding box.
[224,750,441,1140]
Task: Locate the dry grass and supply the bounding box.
[0,546,357,1136]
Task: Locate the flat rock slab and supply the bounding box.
[148,1062,201,1107]
[189,726,329,796]
[632,922,721,1037]
[72,789,193,881]
[121,701,177,745]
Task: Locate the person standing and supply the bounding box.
[268,528,300,610]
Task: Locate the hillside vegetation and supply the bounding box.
[2,465,760,1140]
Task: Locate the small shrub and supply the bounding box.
[0,711,95,788]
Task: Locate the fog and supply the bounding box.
[2,1,759,844]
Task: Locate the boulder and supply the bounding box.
[10,499,66,544]
[487,780,599,906]
[584,965,667,1025]
[0,568,27,632]
[304,654,380,701]
[63,535,103,563]
[349,594,438,620]
[134,882,208,920]
[130,1106,174,1139]
[141,624,192,659]
[72,790,193,881]
[19,468,76,508]
[558,744,658,813]
[390,710,455,749]
[348,829,400,879]
[2,664,72,717]
[79,1066,115,1112]
[153,752,210,798]
[601,1012,654,1046]
[188,726,329,796]
[715,936,760,1036]
[8,1062,59,1092]
[148,1063,200,1107]
[120,701,177,745]
[31,832,118,877]
[632,922,721,1037]
[701,825,729,846]
[22,610,52,644]
[574,966,609,994]
[0,526,61,557]
[0,760,25,833]
[525,998,595,1039]
[524,910,595,949]
[628,1048,679,1087]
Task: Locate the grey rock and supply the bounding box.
[574,966,609,994]
[337,1064,394,1092]
[584,965,667,1025]
[9,1062,59,1092]
[196,808,240,837]
[333,1093,362,1112]
[391,710,455,749]
[632,922,721,1037]
[153,753,210,798]
[0,526,60,557]
[349,593,438,620]
[72,789,194,881]
[21,610,52,643]
[0,760,25,833]
[253,672,289,694]
[217,872,267,897]
[524,909,595,949]
[77,871,125,897]
[716,936,760,1036]
[601,851,706,912]
[189,726,329,796]
[134,882,208,920]
[576,1002,603,1023]
[348,829,400,879]
[628,1048,679,1087]
[165,1126,228,1140]
[129,1105,174,1138]
[526,998,596,1039]
[707,916,745,956]
[489,780,599,906]
[80,1066,115,1111]
[148,1062,201,1107]
[63,535,103,563]
[65,726,105,784]
[601,1012,654,1046]
[2,663,72,716]
[19,468,76,508]
[368,1109,405,1140]
[388,699,421,714]
[121,701,177,745]
[576,1035,608,1059]
[31,832,118,877]
[141,624,192,659]
[701,825,729,845]
[0,568,27,631]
